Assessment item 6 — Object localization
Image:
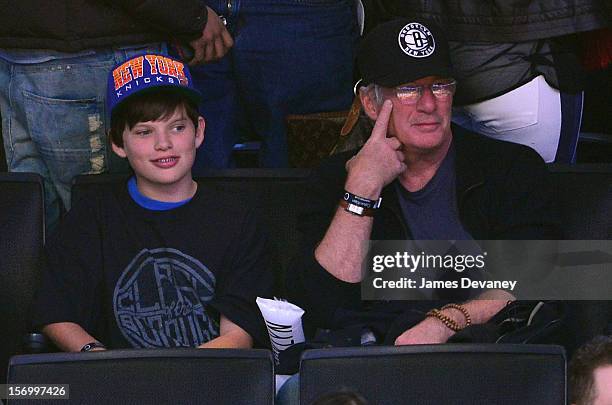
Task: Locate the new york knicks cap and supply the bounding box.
[106,54,202,115]
[357,19,453,87]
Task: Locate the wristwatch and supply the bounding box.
[340,190,381,217]
[80,342,106,352]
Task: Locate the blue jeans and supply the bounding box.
[0,44,166,232]
[276,374,300,405]
[183,0,358,169]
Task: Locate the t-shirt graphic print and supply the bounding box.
[114,248,219,348]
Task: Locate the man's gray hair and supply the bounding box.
[358,83,383,108]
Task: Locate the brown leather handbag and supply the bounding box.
[285,97,373,168]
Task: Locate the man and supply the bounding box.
[31,54,272,351]
[363,1,611,164]
[569,335,612,405]
[287,19,559,345]
[0,1,232,232]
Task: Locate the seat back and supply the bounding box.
[198,169,310,293]
[548,164,612,353]
[8,349,274,404]
[0,173,44,383]
[548,163,612,239]
[299,344,566,405]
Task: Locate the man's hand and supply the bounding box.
[189,7,234,65]
[394,317,454,345]
[345,100,406,198]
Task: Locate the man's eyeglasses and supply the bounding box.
[390,79,457,105]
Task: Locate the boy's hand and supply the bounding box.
[189,7,234,65]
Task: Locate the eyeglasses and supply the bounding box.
[391,79,457,105]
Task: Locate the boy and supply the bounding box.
[570,336,612,405]
[31,54,273,352]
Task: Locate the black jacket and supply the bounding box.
[0,1,208,52]
[364,0,611,41]
[287,126,559,342]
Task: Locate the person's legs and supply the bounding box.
[555,91,584,164]
[233,0,357,167]
[276,374,299,405]
[171,0,243,170]
[0,44,165,231]
[186,55,241,171]
[0,57,60,228]
[452,75,563,163]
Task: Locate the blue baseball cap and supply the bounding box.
[106,54,202,115]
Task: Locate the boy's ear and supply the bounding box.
[195,116,205,149]
[111,140,127,158]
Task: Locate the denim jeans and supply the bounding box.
[0,43,166,232]
[276,373,299,405]
[182,0,358,169]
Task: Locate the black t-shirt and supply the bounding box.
[32,182,273,348]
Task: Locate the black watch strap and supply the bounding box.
[342,190,382,210]
[80,342,106,352]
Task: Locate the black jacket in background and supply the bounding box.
[286,126,559,342]
[0,1,208,52]
[363,0,611,41]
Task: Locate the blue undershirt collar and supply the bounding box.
[127,176,192,211]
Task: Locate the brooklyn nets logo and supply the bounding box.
[114,248,219,348]
[398,22,435,58]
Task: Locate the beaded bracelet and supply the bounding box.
[441,303,472,328]
[426,308,461,332]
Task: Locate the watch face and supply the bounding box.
[348,204,364,215]
[81,342,103,352]
[344,192,350,201]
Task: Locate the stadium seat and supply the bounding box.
[548,163,612,239]
[0,173,44,384]
[8,348,274,404]
[299,344,566,405]
[549,164,612,354]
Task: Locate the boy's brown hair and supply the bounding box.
[110,88,200,148]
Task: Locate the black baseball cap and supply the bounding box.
[357,19,453,87]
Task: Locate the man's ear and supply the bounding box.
[195,116,205,149]
[360,87,380,121]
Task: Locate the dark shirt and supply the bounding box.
[32,181,273,348]
[287,128,559,343]
[396,144,472,241]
